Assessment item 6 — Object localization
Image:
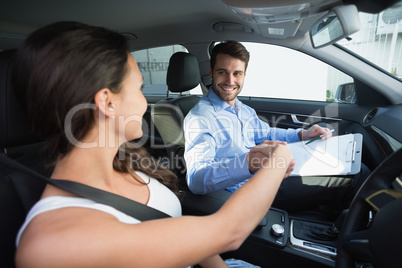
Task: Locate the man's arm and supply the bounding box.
[184,114,252,194]
[247,108,301,144]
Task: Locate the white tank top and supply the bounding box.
[16,171,181,246]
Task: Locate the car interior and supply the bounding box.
[1,0,402,267]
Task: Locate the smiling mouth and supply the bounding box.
[219,85,237,92]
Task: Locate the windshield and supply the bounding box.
[336,1,402,80]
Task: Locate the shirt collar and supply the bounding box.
[207,88,242,113]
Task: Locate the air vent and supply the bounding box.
[363,108,378,124]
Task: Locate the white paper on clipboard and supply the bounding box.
[287,133,362,176]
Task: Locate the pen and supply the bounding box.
[305,129,334,145]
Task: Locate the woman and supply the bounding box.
[13,21,294,267]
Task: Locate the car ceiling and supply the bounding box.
[0,0,399,52]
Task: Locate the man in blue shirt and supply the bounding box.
[184,41,365,214]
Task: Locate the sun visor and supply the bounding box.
[225,3,312,24]
[221,0,338,39]
[222,2,310,38]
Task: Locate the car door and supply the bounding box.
[235,42,400,171]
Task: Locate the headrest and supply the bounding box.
[166,52,201,93]
[0,50,39,149]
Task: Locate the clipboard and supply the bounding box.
[286,133,362,176]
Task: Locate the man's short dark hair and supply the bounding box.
[210,41,250,70]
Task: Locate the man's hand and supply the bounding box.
[247,140,289,173]
[247,140,279,173]
[298,124,332,141]
[248,141,295,178]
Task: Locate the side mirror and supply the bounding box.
[335,82,356,103]
[310,5,360,48]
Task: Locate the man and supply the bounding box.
[184,41,365,214]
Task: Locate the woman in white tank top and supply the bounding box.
[13,21,294,268]
[16,171,182,245]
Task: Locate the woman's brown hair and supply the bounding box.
[12,21,179,195]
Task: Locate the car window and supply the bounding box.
[336,2,402,81]
[131,45,203,96]
[239,42,353,102]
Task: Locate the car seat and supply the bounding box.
[0,49,48,268]
[151,52,201,187]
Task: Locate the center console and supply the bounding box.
[182,190,339,266]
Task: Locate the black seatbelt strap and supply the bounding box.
[0,154,171,221]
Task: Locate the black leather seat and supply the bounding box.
[151,52,201,185]
[0,49,48,268]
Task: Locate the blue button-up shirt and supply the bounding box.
[184,89,301,194]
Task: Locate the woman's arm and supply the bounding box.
[16,145,293,268]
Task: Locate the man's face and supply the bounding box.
[210,53,246,106]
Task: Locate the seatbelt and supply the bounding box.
[0,154,171,221]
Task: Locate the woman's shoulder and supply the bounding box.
[16,196,140,246]
[15,195,142,267]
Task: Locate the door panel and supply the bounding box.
[240,97,370,130]
[239,97,385,170]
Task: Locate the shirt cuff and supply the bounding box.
[227,153,253,183]
[296,128,303,141]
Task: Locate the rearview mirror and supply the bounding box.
[310,5,360,48]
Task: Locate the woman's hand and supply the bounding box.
[248,140,280,173]
[249,141,295,178]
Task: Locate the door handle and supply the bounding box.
[291,114,305,125]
